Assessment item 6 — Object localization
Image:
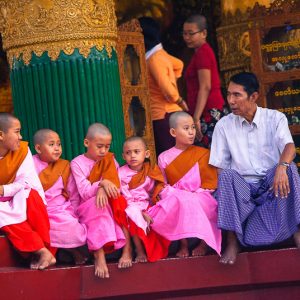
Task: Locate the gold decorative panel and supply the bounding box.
[117,19,156,162]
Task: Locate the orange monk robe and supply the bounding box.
[0,141,54,254]
[88,153,128,228]
[164,145,217,189]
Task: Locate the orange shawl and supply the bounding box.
[88,152,120,188]
[128,161,165,204]
[0,141,28,185]
[39,159,71,199]
[164,145,217,190]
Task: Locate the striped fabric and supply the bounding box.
[216,163,300,246]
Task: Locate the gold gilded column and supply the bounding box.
[0,0,126,161]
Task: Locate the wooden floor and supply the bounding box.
[1,235,300,300]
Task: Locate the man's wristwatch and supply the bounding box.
[279,162,290,167]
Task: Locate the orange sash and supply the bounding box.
[128,161,165,204]
[0,141,28,185]
[39,159,71,199]
[88,152,120,188]
[164,145,217,190]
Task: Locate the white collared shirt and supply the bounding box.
[145,43,163,60]
[209,106,294,183]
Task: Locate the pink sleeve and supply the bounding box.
[67,172,81,210]
[195,47,212,70]
[3,149,45,200]
[70,159,100,202]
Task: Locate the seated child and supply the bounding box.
[70,123,127,278]
[118,136,170,263]
[33,129,87,264]
[0,113,56,270]
[157,111,221,257]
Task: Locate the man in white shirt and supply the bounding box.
[209,72,300,265]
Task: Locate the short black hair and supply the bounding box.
[184,15,207,31]
[138,17,161,52]
[229,72,259,97]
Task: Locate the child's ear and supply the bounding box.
[169,128,176,138]
[145,150,150,158]
[35,144,41,154]
[0,130,4,141]
[83,139,89,148]
[122,153,126,161]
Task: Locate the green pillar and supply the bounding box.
[0,0,125,162]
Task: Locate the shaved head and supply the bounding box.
[33,129,59,145]
[169,111,193,129]
[0,112,19,133]
[85,123,111,140]
[123,136,147,151]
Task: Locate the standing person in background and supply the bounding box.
[183,14,226,148]
[139,17,188,156]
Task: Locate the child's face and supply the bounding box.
[122,140,150,171]
[36,132,62,163]
[84,133,111,161]
[170,115,196,147]
[0,118,22,154]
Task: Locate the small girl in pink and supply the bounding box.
[70,123,126,278]
[33,129,87,264]
[157,111,221,257]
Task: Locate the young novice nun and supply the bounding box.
[70,123,128,278]
[118,136,170,262]
[33,129,87,264]
[0,113,56,270]
[157,111,221,257]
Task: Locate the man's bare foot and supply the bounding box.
[219,231,240,265]
[68,248,88,265]
[293,228,300,248]
[192,240,208,257]
[94,248,109,278]
[176,239,189,258]
[118,244,132,268]
[31,248,56,270]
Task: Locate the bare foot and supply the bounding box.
[68,248,88,265]
[118,244,132,268]
[132,235,147,263]
[94,248,109,278]
[293,228,300,248]
[31,248,56,270]
[219,231,240,265]
[192,240,208,257]
[176,239,189,258]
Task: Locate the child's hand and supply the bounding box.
[100,179,120,199]
[142,211,153,232]
[96,187,108,208]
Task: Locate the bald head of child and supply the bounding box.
[122,136,150,171]
[169,112,196,149]
[0,112,22,156]
[84,123,112,161]
[33,129,62,163]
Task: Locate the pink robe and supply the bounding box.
[33,155,87,248]
[70,154,125,251]
[0,148,45,228]
[156,147,222,255]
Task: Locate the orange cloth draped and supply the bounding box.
[88,153,120,188]
[0,141,28,185]
[1,189,56,255]
[165,145,217,189]
[128,162,165,204]
[38,159,71,199]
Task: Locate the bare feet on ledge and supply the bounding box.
[176,239,189,258]
[135,250,147,263]
[94,248,109,278]
[219,232,240,265]
[30,247,56,270]
[118,244,132,268]
[192,240,208,257]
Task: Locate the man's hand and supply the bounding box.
[272,165,290,198]
[99,179,120,199]
[96,187,108,208]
